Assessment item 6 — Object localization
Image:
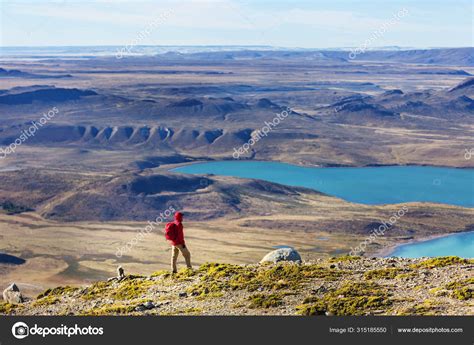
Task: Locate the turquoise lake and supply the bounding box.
[388,232,474,258]
[174,161,474,257]
[173,161,474,207]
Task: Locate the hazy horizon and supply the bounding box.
[1,45,472,49]
[1,0,472,48]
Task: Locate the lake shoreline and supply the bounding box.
[377,230,474,258]
[171,160,474,208]
[165,158,474,171]
[171,160,473,258]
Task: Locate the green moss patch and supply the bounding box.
[37,286,80,299]
[151,268,195,281]
[81,281,113,300]
[247,293,284,309]
[187,262,346,298]
[230,263,345,291]
[112,278,155,300]
[296,282,391,316]
[187,281,225,299]
[82,304,139,316]
[80,277,156,301]
[182,307,203,315]
[199,263,243,279]
[296,301,326,316]
[410,256,472,269]
[0,302,19,314]
[32,296,60,307]
[445,278,474,300]
[399,300,440,315]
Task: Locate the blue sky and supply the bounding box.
[1,0,472,48]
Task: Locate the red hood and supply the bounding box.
[174,212,183,223]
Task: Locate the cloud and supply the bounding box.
[3,1,414,31]
[2,0,471,47]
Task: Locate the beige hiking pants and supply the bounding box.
[171,244,192,272]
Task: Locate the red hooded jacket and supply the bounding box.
[169,212,185,246]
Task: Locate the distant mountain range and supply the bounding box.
[1,47,473,66]
[0,47,472,171]
[0,76,472,168]
[0,68,72,79]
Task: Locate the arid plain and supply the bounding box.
[0,47,473,298]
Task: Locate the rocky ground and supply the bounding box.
[1,255,472,316]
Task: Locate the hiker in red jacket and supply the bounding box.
[165,212,192,273]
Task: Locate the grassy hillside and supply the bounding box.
[2,256,472,316]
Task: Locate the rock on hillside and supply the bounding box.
[260,248,302,264]
[1,256,472,316]
[2,283,24,304]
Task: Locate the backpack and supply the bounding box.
[165,222,178,241]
